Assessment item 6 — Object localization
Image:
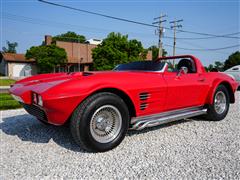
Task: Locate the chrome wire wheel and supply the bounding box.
[214,91,227,114]
[90,105,122,143]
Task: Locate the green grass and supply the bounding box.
[0,93,22,110]
[0,79,16,86]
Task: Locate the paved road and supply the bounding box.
[1,92,240,179]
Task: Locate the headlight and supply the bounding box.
[32,92,43,106]
[38,95,43,106]
[33,93,38,104]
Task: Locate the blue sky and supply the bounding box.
[1,0,239,66]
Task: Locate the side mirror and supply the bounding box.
[177,66,188,77]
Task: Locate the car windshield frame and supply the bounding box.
[113,61,166,72]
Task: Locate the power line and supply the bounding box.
[164,32,240,40]
[176,39,231,55]
[38,0,240,39]
[164,44,239,51]
[4,11,239,41]
[38,0,156,28]
[3,12,110,32]
[177,29,239,39]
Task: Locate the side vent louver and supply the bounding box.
[139,92,150,101]
[139,92,150,110]
[140,103,148,110]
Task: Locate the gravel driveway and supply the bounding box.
[1,92,240,179]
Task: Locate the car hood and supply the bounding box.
[9,70,164,103]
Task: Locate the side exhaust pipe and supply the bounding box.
[130,107,207,130]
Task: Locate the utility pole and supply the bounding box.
[170,19,183,61]
[153,14,167,58]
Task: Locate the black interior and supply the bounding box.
[177,58,196,73]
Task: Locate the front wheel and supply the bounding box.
[70,92,129,152]
[205,85,230,121]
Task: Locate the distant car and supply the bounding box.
[9,55,238,152]
[224,65,240,87]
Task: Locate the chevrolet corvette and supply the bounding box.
[10,55,238,152]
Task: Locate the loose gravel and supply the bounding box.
[1,92,240,179]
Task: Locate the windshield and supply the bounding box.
[114,61,166,71]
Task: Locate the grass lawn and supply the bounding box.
[0,79,16,86]
[0,93,22,110]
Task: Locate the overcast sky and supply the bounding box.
[1,0,239,65]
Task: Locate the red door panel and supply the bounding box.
[163,72,208,111]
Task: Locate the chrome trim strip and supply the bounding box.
[11,94,24,103]
[130,106,207,130]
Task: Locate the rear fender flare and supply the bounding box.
[206,79,235,105]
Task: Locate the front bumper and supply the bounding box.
[21,103,48,123]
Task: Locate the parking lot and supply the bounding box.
[1,92,239,179]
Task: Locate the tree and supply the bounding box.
[26,45,67,73]
[52,31,86,43]
[2,41,18,53]
[207,64,214,72]
[148,45,167,60]
[92,32,146,70]
[224,51,240,70]
[206,61,224,72]
[214,61,224,72]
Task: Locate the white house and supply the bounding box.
[0,53,37,78]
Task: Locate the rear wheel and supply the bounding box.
[205,85,230,121]
[70,92,129,152]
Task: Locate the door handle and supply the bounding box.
[198,78,205,82]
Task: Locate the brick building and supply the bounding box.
[45,35,96,72]
[0,36,153,77]
[45,35,152,72]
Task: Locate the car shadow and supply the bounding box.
[0,114,86,153]
[1,114,192,152]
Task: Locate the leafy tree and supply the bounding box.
[26,45,67,73]
[92,32,146,70]
[2,41,18,53]
[148,45,167,60]
[52,31,86,43]
[207,64,214,72]
[206,61,224,72]
[214,61,224,72]
[204,66,209,72]
[224,51,240,70]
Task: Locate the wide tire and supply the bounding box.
[205,85,230,121]
[70,92,129,152]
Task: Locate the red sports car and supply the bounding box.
[10,55,238,152]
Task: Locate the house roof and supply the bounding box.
[1,53,35,63]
